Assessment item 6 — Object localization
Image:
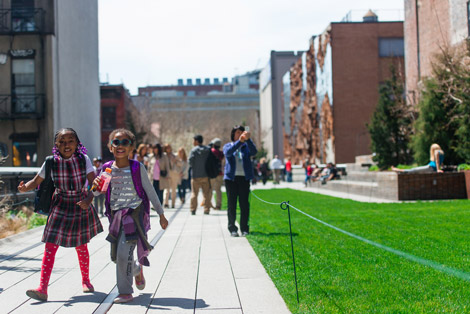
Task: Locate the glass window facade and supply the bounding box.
[379,38,404,57]
[12,58,36,113]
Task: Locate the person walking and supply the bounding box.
[94,128,168,304]
[135,143,149,168]
[189,135,211,215]
[259,157,270,185]
[147,143,169,204]
[285,158,292,182]
[270,155,283,184]
[209,138,224,210]
[224,125,257,237]
[177,147,189,204]
[163,144,181,209]
[17,128,103,301]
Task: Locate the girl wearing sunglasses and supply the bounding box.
[93,128,168,304]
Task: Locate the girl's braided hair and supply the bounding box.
[52,128,87,159]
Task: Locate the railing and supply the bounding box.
[0,8,45,34]
[0,166,39,205]
[0,94,45,119]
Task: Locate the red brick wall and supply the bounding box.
[398,172,467,200]
[100,85,130,160]
[331,22,405,163]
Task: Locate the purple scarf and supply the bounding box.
[103,159,152,266]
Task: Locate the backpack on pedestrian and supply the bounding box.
[205,148,221,179]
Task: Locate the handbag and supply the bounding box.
[34,156,55,215]
[160,169,167,178]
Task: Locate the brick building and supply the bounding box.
[404,0,470,105]
[0,0,101,166]
[100,84,136,161]
[282,11,404,164]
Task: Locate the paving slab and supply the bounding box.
[0,200,292,313]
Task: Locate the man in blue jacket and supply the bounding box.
[223,125,257,237]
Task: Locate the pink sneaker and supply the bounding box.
[135,268,146,290]
[114,294,133,303]
[82,281,95,293]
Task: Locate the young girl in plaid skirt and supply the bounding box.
[17,128,103,301]
[93,128,168,304]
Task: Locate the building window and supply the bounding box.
[11,0,36,32]
[12,140,37,167]
[102,106,116,130]
[12,58,36,113]
[0,142,8,159]
[378,38,404,57]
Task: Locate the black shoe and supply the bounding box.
[241,231,249,237]
[191,211,196,215]
[230,231,239,237]
[164,204,169,208]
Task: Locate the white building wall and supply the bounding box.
[53,0,100,158]
[259,82,273,159]
[449,0,469,45]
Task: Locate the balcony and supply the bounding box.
[0,94,45,119]
[0,8,45,34]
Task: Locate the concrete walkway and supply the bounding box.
[0,200,291,314]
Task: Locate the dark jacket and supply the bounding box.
[223,139,257,181]
[189,145,210,178]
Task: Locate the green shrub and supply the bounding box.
[28,213,47,229]
[368,165,379,171]
[457,164,470,171]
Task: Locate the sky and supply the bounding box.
[98,0,404,95]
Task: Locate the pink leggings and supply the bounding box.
[38,242,91,293]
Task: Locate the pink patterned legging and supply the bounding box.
[37,242,91,294]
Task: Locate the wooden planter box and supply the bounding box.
[397,172,467,200]
[464,170,470,200]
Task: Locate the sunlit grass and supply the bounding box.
[246,189,470,313]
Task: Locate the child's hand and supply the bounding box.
[18,181,28,193]
[77,199,91,210]
[92,177,102,191]
[159,214,168,230]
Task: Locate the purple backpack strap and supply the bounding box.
[102,160,114,220]
[129,160,151,231]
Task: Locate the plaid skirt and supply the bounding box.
[42,192,103,247]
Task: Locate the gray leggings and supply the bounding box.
[116,230,141,294]
[403,165,434,173]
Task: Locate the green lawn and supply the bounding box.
[245,189,470,313]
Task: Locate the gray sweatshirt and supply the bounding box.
[93,162,163,215]
[189,145,210,178]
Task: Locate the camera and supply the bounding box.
[245,126,250,132]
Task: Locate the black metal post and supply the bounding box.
[281,201,299,304]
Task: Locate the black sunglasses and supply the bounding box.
[111,138,132,147]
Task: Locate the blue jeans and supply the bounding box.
[153,180,164,203]
[178,179,189,200]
